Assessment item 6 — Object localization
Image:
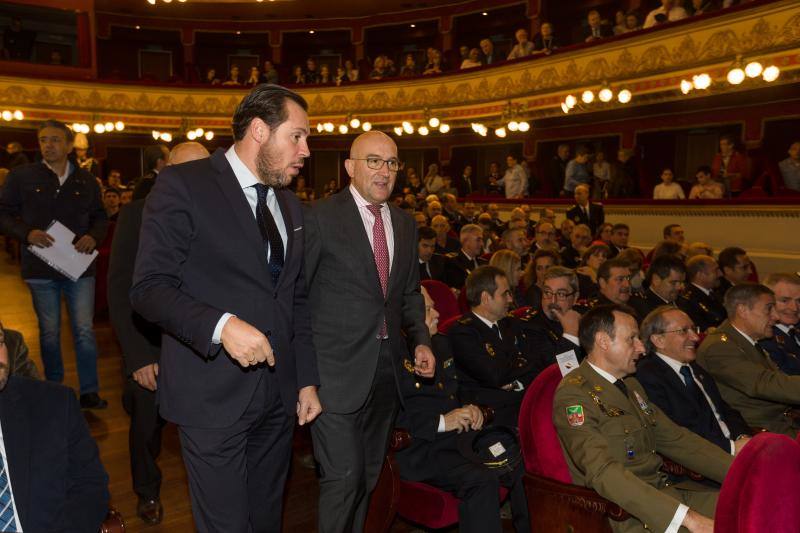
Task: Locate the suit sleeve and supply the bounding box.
[6,330,39,380]
[129,167,224,358]
[57,389,110,532]
[84,177,109,245]
[450,325,527,388]
[292,208,319,390]
[700,368,752,437]
[0,167,31,243]
[400,220,431,349]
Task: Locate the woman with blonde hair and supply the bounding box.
[423,163,444,195]
[490,249,526,307]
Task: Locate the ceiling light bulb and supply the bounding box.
[495,127,507,138]
[598,88,613,102]
[394,126,403,136]
[72,122,82,131]
[81,124,91,133]
[338,124,348,134]
[692,73,711,90]
[727,67,745,85]
[518,121,530,132]
[565,94,577,109]
[187,131,197,140]
[152,130,160,140]
[617,89,632,104]
[104,122,114,131]
[163,0,172,3]
[581,90,594,104]
[428,117,440,128]
[680,79,693,94]
[114,121,124,131]
[561,102,570,114]
[744,61,763,78]
[349,118,360,129]
[438,123,450,133]
[507,121,519,131]
[147,0,155,4]
[94,123,105,134]
[205,131,214,140]
[361,122,372,131]
[195,128,204,136]
[418,126,429,136]
[402,121,414,134]
[324,122,334,132]
[161,132,172,142]
[12,110,24,120]
[316,123,323,133]
[1,111,11,121]
[762,65,780,82]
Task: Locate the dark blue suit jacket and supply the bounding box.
[0,376,108,532]
[636,353,750,451]
[758,326,800,376]
[131,148,318,427]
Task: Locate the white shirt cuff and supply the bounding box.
[513,380,525,392]
[437,414,446,433]
[729,440,736,455]
[666,504,690,533]
[563,333,580,346]
[212,313,235,345]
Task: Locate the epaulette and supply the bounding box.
[457,316,473,325]
[402,359,416,373]
[445,252,458,259]
[517,308,538,322]
[566,374,586,386]
[705,328,728,342]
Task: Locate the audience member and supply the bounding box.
[564,148,591,194]
[758,273,800,375]
[595,222,613,244]
[644,0,689,28]
[2,17,35,61]
[612,10,627,35]
[456,164,474,196]
[549,144,570,196]
[103,187,121,221]
[576,243,609,299]
[479,38,497,65]
[5,141,29,169]
[490,249,527,306]
[107,168,123,188]
[593,258,633,306]
[678,255,727,332]
[608,223,630,257]
[558,219,574,248]
[584,10,611,42]
[431,215,459,254]
[496,154,527,199]
[444,224,488,289]
[319,64,332,84]
[523,248,560,309]
[304,57,320,84]
[623,11,642,32]
[423,163,445,195]
[711,134,748,195]
[205,68,221,85]
[399,54,417,77]
[507,29,534,60]
[335,66,349,86]
[245,66,260,86]
[259,61,279,84]
[222,64,242,86]
[423,49,443,75]
[120,187,134,205]
[460,48,482,69]
[592,151,611,199]
[653,168,686,199]
[566,184,605,235]
[561,223,591,268]
[778,140,800,191]
[291,65,304,84]
[369,56,388,80]
[0,318,39,378]
[689,165,724,199]
[715,246,752,300]
[532,22,559,54]
[629,254,686,321]
[418,226,446,282]
[532,221,559,252]
[344,59,359,81]
[73,132,100,177]
[609,148,638,197]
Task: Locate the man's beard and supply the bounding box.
[255,138,296,189]
[0,363,9,392]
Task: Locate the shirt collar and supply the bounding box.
[655,352,690,376]
[649,287,671,304]
[732,324,757,345]
[776,323,793,335]
[587,360,619,384]
[43,160,72,182]
[472,311,498,331]
[692,282,712,296]
[349,183,387,210]
[225,145,261,190]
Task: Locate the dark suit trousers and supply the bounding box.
[122,378,166,500]
[178,370,294,533]
[312,340,399,533]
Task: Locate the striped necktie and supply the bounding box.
[0,451,19,533]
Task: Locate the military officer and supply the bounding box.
[589,258,633,308]
[418,226,447,282]
[517,266,585,375]
[629,255,686,322]
[444,224,488,289]
[697,283,800,436]
[395,287,530,533]
[554,304,733,533]
[678,255,727,333]
[448,266,536,427]
[758,273,800,375]
[713,247,752,302]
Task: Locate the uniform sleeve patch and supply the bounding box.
[403,359,415,373]
[566,405,585,426]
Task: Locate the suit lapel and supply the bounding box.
[339,189,384,296]
[0,380,31,528]
[273,190,294,289]
[387,203,404,297]
[652,355,696,405]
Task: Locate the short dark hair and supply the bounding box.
[143,145,168,172]
[597,257,631,282]
[686,255,716,282]
[724,283,773,317]
[533,248,561,264]
[611,223,629,233]
[103,187,120,196]
[696,165,712,175]
[645,254,686,285]
[651,240,684,261]
[465,265,506,308]
[662,224,682,239]
[37,119,73,143]
[579,304,633,354]
[581,243,610,267]
[231,84,308,141]
[418,226,436,241]
[718,246,747,272]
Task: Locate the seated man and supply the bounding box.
[0,319,38,379]
[560,223,591,268]
[418,226,447,282]
[590,257,633,307]
[637,307,751,453]
[518,266,585,375]
[566,184,604,236]
[449,266,537,427]
[531,221,559,252]
[444,224,488,289]
[431,214,460,255]
[629,254,686,322]
[501,227,530,271]
[713,246,752,301]
[0,323,110,532]
[554,305,733,533]
[758,273,800,375]
[394,287,530,533]
[778,140,800,191]
[678,255,727,332]
[697,283,800,436]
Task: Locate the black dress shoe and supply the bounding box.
[137,497,164,525]
[79,392,108,410]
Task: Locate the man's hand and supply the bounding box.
[27,229,54,248]
[551,308,581,337]
[414,345,435,377]
[74,235,97,254]
[444,405,483,433]
[220,316,274,368]
[682,509,714,533]
[132,363,158,392]
[733,436,751,456]
[297,385,322,426]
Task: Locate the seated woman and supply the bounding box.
[422,49,443,76]
[319,64,333,84]
[490,249,527,308]
[369,56,388,80]
[290,65,304,85]
[244,66,260,86]
[523,248,560,311]
[576,243,610,300]
[653,168,686,199]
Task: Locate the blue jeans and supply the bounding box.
[25,277,100,394]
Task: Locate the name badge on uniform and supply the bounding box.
[556,350,580,376]
[566,405,585,427]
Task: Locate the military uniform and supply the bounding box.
[395,334,530,533]
[629,289,672,323]
[757,325,800,376]
[448,313,536,427]
[516,308,584,376]
[677,284,726,332]
[553,361,732,533]
[697,320,800,436]
[443,251,488,289]
[588,293,619,309]
[419,253,447,282]
[712,278,733,303]
[560,244,581,269]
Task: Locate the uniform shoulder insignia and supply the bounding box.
[443,357,454,369]
[566,375,585,385]
[403,359,415,373]
[445,252,458,259]
[518,308,537,322]
[566,405,585,426]
[485,343,496,357]
[457,316,473,325]
[720,333,728,342]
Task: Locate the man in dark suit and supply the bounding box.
[679,255,727,332]
[584,9,612,42]
[0,326,109,532]
[131,85,321,532]
[629,254,686,322]
[565,184,604,235]
[418,226,447,282]
[0,320,38,379]
[713,246,752,302]
[448,266,537,427]
[304,131,434,533]
[443,223,488,289]
[637,307,751,454]
[108,141,209,524]
[759,273,800,375]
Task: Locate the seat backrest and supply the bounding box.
[421,280,460,322]
[518,364,572,484]
[511,306,531,318]
[715,432,800,532]
[438,315,461,335]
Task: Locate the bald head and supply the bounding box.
[349,131,396,159]
[345,131,399,204]
[168,142,210,165]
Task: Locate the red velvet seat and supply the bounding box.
[438,315,461,335]
[715,432,800,532]
[511,306,531,318]
[396,480,508,530]
[457,288,469,313]
[421,279,460,322]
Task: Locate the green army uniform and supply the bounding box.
[697,320,800,436]
[553,361,732,532]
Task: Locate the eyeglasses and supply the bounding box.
[658,326,700,336]
[542,289,577,300]
[351,157,400,172]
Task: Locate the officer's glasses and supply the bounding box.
[659,326,700,336]
[542,289,576,301]
[351,157,400,172]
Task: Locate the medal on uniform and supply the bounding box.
[633,390,653,415]
[443,358,453,369]
[624,436,635,460]
[403,360,415,373]
[566,405,585,427]
[589,390,623,417]
[485,343,496,357]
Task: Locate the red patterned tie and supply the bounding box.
[367,204,389,337]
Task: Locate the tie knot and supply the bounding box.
[679,365,693,379]
[614,379,628,396]
[254,183,270,201]
[366,203,382,216]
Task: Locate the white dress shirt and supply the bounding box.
[691,283,712,296]
[349,184,395,269]
[0,419,22,532]
[43,160,72,187]
[587,361,689,533]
